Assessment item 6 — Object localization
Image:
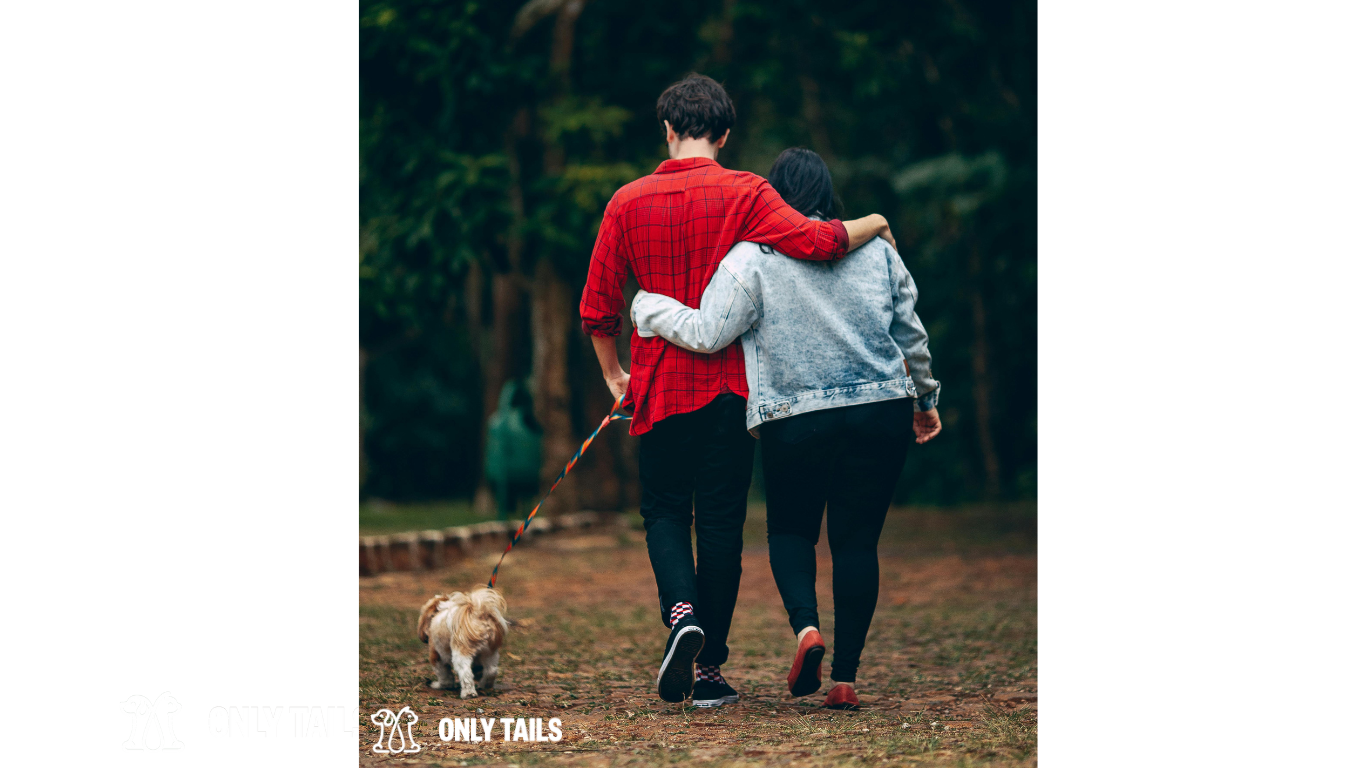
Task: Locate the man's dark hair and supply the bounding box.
[656,74,736,143]
[768,147,841,220]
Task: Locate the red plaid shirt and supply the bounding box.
[579,157,850,435]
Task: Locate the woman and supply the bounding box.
[630,147,942,709]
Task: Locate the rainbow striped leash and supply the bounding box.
[488,393,631,588]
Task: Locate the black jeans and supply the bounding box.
[638,393,754,667]
[761,398,915,683]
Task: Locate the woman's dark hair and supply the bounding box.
[767,148,841,220]
[656,74,736,143]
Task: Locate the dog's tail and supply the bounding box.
[465,587,510,642]
[467,587,507,617]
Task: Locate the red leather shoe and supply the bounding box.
[787,630,826,697]
[822,683,860,710]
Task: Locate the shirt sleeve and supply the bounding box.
[579,197,628,337]
[629,260,760,354]
[887,243,941,411]
[741,179,849,261]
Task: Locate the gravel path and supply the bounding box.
[360,506,1037,766]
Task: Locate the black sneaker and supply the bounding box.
[691,678,739,708]
[656,620,706,702]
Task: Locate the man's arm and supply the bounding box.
[580,198,631,399]
[845,213,896,251]
[742,179,896,260]
[579,198,629,338]
[591,335,630,401]
[630,260,760,354]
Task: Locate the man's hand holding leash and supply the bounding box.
[604,372,630,402]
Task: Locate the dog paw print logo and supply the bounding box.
[121,692,184,750]
[370,706,421,754]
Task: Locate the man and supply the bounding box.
[579,74,896,707]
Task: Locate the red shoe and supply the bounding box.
[787,630,826,697]
[822,683,860,710]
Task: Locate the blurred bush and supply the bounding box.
[361,0,1036,506]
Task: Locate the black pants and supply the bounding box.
[761,398,915,683]
[638,393,754,667]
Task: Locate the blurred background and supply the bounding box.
[360,0,1035,529]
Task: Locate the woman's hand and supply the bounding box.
[913,408,941,444]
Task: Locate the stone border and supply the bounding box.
[359,511,611,576]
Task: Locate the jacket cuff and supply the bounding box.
[914,387,938,412]
[829,219,849,259]
[628,291,658,337]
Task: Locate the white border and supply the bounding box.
[1041,1,1366,764]
[3,1,1364,765]
[1,2,358,765]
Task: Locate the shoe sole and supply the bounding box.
[789,643,825,697]
[692,694,739,708]
[657,626,706,703]
[822,701,859,710]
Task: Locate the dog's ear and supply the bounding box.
[417,594,443,643]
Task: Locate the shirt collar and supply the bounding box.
[654,157,719,174]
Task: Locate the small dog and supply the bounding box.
[417,587,509,699]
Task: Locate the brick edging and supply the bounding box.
[359,511,614,576]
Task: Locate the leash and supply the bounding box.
[488,392,631,588]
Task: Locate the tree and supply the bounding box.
[361,0,1038,506]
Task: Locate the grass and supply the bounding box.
[360,504,1037,766]
[359,500,496,535]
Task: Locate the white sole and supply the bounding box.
[692,694,739,708]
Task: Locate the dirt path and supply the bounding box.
[360,507,1037,766]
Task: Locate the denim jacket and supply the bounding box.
[630,233,939,434]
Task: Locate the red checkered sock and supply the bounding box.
[696,664,726,685]
[668,601,694,628]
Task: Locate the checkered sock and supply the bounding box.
[696,664,726,685]
[668,601,694,628]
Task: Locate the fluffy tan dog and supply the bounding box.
[417,587,509,699]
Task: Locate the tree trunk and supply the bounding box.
[798,75,835,159]
[549,1,585,82]
[526,0,587,517]
[473,107,534,515]
[968,240,1002,499]
[541,0,584,176]
[532,257,577,516]
[464,259,496,514]
[708,0,736,68]
[575,331,621,512]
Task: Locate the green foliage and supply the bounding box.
[361,0,524,498]
[360,0,516,340]
[362,326,482,500]
[361,0,1037,503]
[539,95,633,146]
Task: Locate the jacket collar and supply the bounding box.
[654,157,719,174]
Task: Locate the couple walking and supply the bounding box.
[579,74,942,710]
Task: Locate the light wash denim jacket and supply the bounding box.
[631,232,939,434]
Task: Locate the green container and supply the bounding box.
[484,381,541,518]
